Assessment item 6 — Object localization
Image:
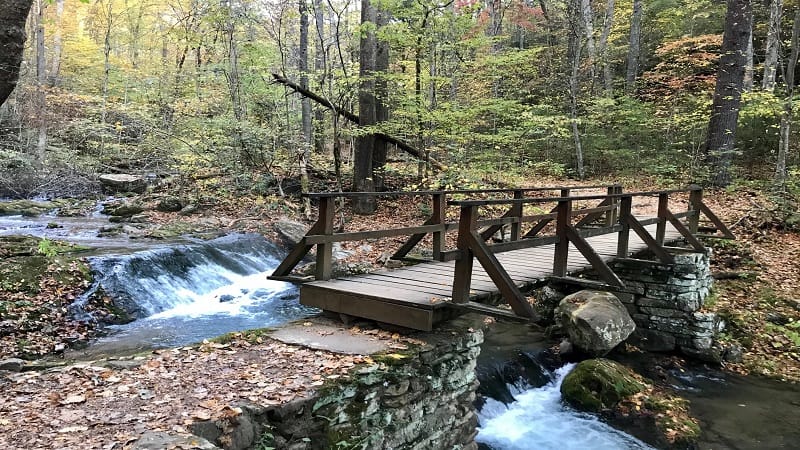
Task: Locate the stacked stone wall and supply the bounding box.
[609,251,726,360]
[191,329,483,450]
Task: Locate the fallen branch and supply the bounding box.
[272,73,446,172]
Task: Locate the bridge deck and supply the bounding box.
[300,220,683,330]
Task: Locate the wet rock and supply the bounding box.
[0,199,55,217]
[97,225,124,237]
[627,328,676,352]
[109,204,144,217]
[178,204,200,216]
[0,358,25,372]
[555,290,636,356]
[218,294,235,303]
[766,312,790,326]
[129,213,150,224]
[722,342,745,363]
[46,222,61,229]
[274,218,308,245]
[131,431,219,450]
[99,174,147,194]
[560,358,644,412]
[156,196,184,212]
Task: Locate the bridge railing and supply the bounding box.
[446,185,735,319]
[269,184,620,282]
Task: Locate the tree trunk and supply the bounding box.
[373,8,389,192]
[776,7,800,186]
[625,0,643,93]
[34,0,47,162]
[569,0,585,179]
[597,0,615,96]
[49,0,63,86]
[0,0,34,107]
[299,0,312,217]
[743,18,753,92]
[704,0,752,187]
[353,0,377,214]
[313,0,326,154]
[763,0,782,91]
[581,0,597,85]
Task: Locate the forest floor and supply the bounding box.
[0,174,798,448]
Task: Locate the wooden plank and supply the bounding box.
[617,196,632,258]
[623,214,675,264]
[553,200,571,277]
[361,271,495,294]
[446,301,531,322]
[452,205,477,303]
[339,274,455,297]
[565,225,625,287]
[699,201,735,239]
[301,288,434,331]
[309,280,435,307]
[305,223,445,244]
[316,197,335,280]
[467,231,537,319]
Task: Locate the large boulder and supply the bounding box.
[274,218,309,246]
[99,174,147,194]
[555,290,635,356]
[560,358,645,412]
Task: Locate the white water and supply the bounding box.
[73,234,318,353]
[477,364,654,450]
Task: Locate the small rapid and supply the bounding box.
[72,233,317,355]
[477,364,654,450]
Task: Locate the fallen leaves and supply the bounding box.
[0,334,369,449]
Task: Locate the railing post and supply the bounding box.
[605,184,622,226]
[617,195,632,258]
[656,192,668,245]
[452,205,477,303]
[432,192,445,261]
[510,189,523,241]
[553,198,571,277]
[688,185,703,234]
[315,196,335,280]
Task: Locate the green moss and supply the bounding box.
[210,327,275,345]
[560,359,645,412]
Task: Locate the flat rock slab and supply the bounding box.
[270,317,391,355]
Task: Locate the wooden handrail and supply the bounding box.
[304,184,621,199]
[448,186,701,206]
[269,184,732,298]
[443,185,733,315]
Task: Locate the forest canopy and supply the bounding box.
[0,0,797,201]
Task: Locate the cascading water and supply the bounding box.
[474,324,654,450]
[476,364,654,450]
[74,233,318,354]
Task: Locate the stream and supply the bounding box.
[1,207,318,357]
[474,322,800,450]
[4,204,800,449]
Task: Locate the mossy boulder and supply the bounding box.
[560,358,645,412]
[0,200,55,217]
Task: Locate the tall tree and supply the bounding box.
[743,16,753,92]
[50,0,64,85]
[0,0,34,106]
[703,0,752,187]
[568,0,585,179]
[34,0,47,161]
[353,0,378,214]
[299,0,312,217]
[597,0,615,95]
[625,0,643,93]
[763,0,782,91]
[776,6,800,186]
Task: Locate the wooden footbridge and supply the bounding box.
[270,185,733,331]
